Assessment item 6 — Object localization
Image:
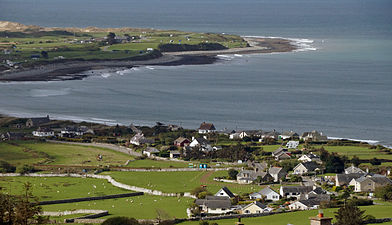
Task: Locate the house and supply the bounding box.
[268,167,287,182]
[195,196,232,214]
[129,124,142,134]
[26,115,50,128]
[300,131,327,142]
[240,201,271,214]
[189,137,213,152]
[143,147,160,157]
[229,132,241,140]
[349,174,392,192]
[1,132,25,141]
[280,186,314,199]
[250,187,280,201]
[198,122,216,134]
[279,131,299,140]
[248,161,268,172]
[173,137,191,147]
[345,165,365,174]
[298,153,321,163]
[286,140,299,149]
[288,199,321,210]
[293,162,321,175]
[32,127,54,137]
[237,170,259,184]
[275,151,291,161]
[260,130,280,140]
[335,173,364,186]
[215,187,235,198]
[130,133,154,146]
[254,172,274,184]
[169,151,181,159]
[60,126,93,137]
[272,147,288,157]
[168,124,181,131]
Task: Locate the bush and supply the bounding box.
[17,164,35,174]
[349,198,373,206]
[102,217,140,225]
[228,169,238,180]
[374,185,392,201]
[0,160,16,173]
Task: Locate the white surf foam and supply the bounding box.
[30,88,71,97]
[242,35,317,52]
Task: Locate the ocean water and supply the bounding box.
[0,0,391,145]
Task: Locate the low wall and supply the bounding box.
[365,218,392,224]
[39,192,143,205]
[42,209,107,216]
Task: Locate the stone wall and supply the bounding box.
[39,192,143,205]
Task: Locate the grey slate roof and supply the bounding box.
[243,201,266,210]
[269,167,285,176]
[220,187,235,198]
[259,187,278,196]
[281,186,313,194]
[195,196,231,209]
[345,165,365,174]
[336,173,364,185]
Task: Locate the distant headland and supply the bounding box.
[0,21,297,81]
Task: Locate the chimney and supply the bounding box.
[366,167,369,173]
[309,210,332,225]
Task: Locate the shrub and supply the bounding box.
[0,160,16,173]
[17,164,35,174]
[228,169,238,180]
[374,185,392,201]
[102,217,140,225]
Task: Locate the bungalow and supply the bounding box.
[169,151,181,159]
[298,153,321,163]
[173,137,190,147]
[32,127,54,137]
[289,199,320,210]
[260,130,280,140]
[268,167,287,182]
[293,161,321,175]
[250,187,280,201]
[229,132,241,140]
[279,131,299,140]
[26,115,50,128]
[345,165,365,174]
[198,122,216,134]
[60,126,93,137]
[300,131,327,142]
[143,147,160,157]
[189,137,213,152]
[240,201,272,214]
[237,170,259,184]
[195,196,232,214]
[280,186,314,199]
[130,133,154,146]
[272,147,288,157]
[349,174,392,192]
[215,187,235,198]
[286,140,299,149]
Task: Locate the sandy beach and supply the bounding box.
[0,37,296,82]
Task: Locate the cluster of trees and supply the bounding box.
[375,185,392,201]
[319,148,348,173]
[0,183,47,225]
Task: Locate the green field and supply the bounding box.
[0,141,132,167]
[107,170,265,194]
[321,145,392,160]
[0,176,130,200]
[42,194,191,220]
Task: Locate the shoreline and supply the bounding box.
[0,37,298,82]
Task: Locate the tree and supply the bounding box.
[0,182,47,225]
[0,160,16,173]
[228,169,238,180]
[102,217,140,225]
[106,32,116,45]
[351,155,361,167]
[40,51,48,58]
[369,157,381,166]
[334,203,366,225]
[374,185,392,201]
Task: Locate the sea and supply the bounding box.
[0,0,391,145]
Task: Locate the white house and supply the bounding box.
[32,127,54,137]
[142,147,160,157]
[286,141,299,149]
[198,122,216,134]
[298,153,321,163]
[195,196,232,214]
[293,162,320,175]
[280,186,314,199]
[215,187,235,198]
[250,187,280,201]
[345,165,365,174]
[189,137,213,152]
[130,133,154,146]
[288,199,320,210]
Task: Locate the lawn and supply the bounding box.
[0,176,130,201]
[0,141,133,167]
[321,145,392,160]
[42,194,192,220]
[178,204,392,225]
[126,159,193,168]
[106,170,267,195]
